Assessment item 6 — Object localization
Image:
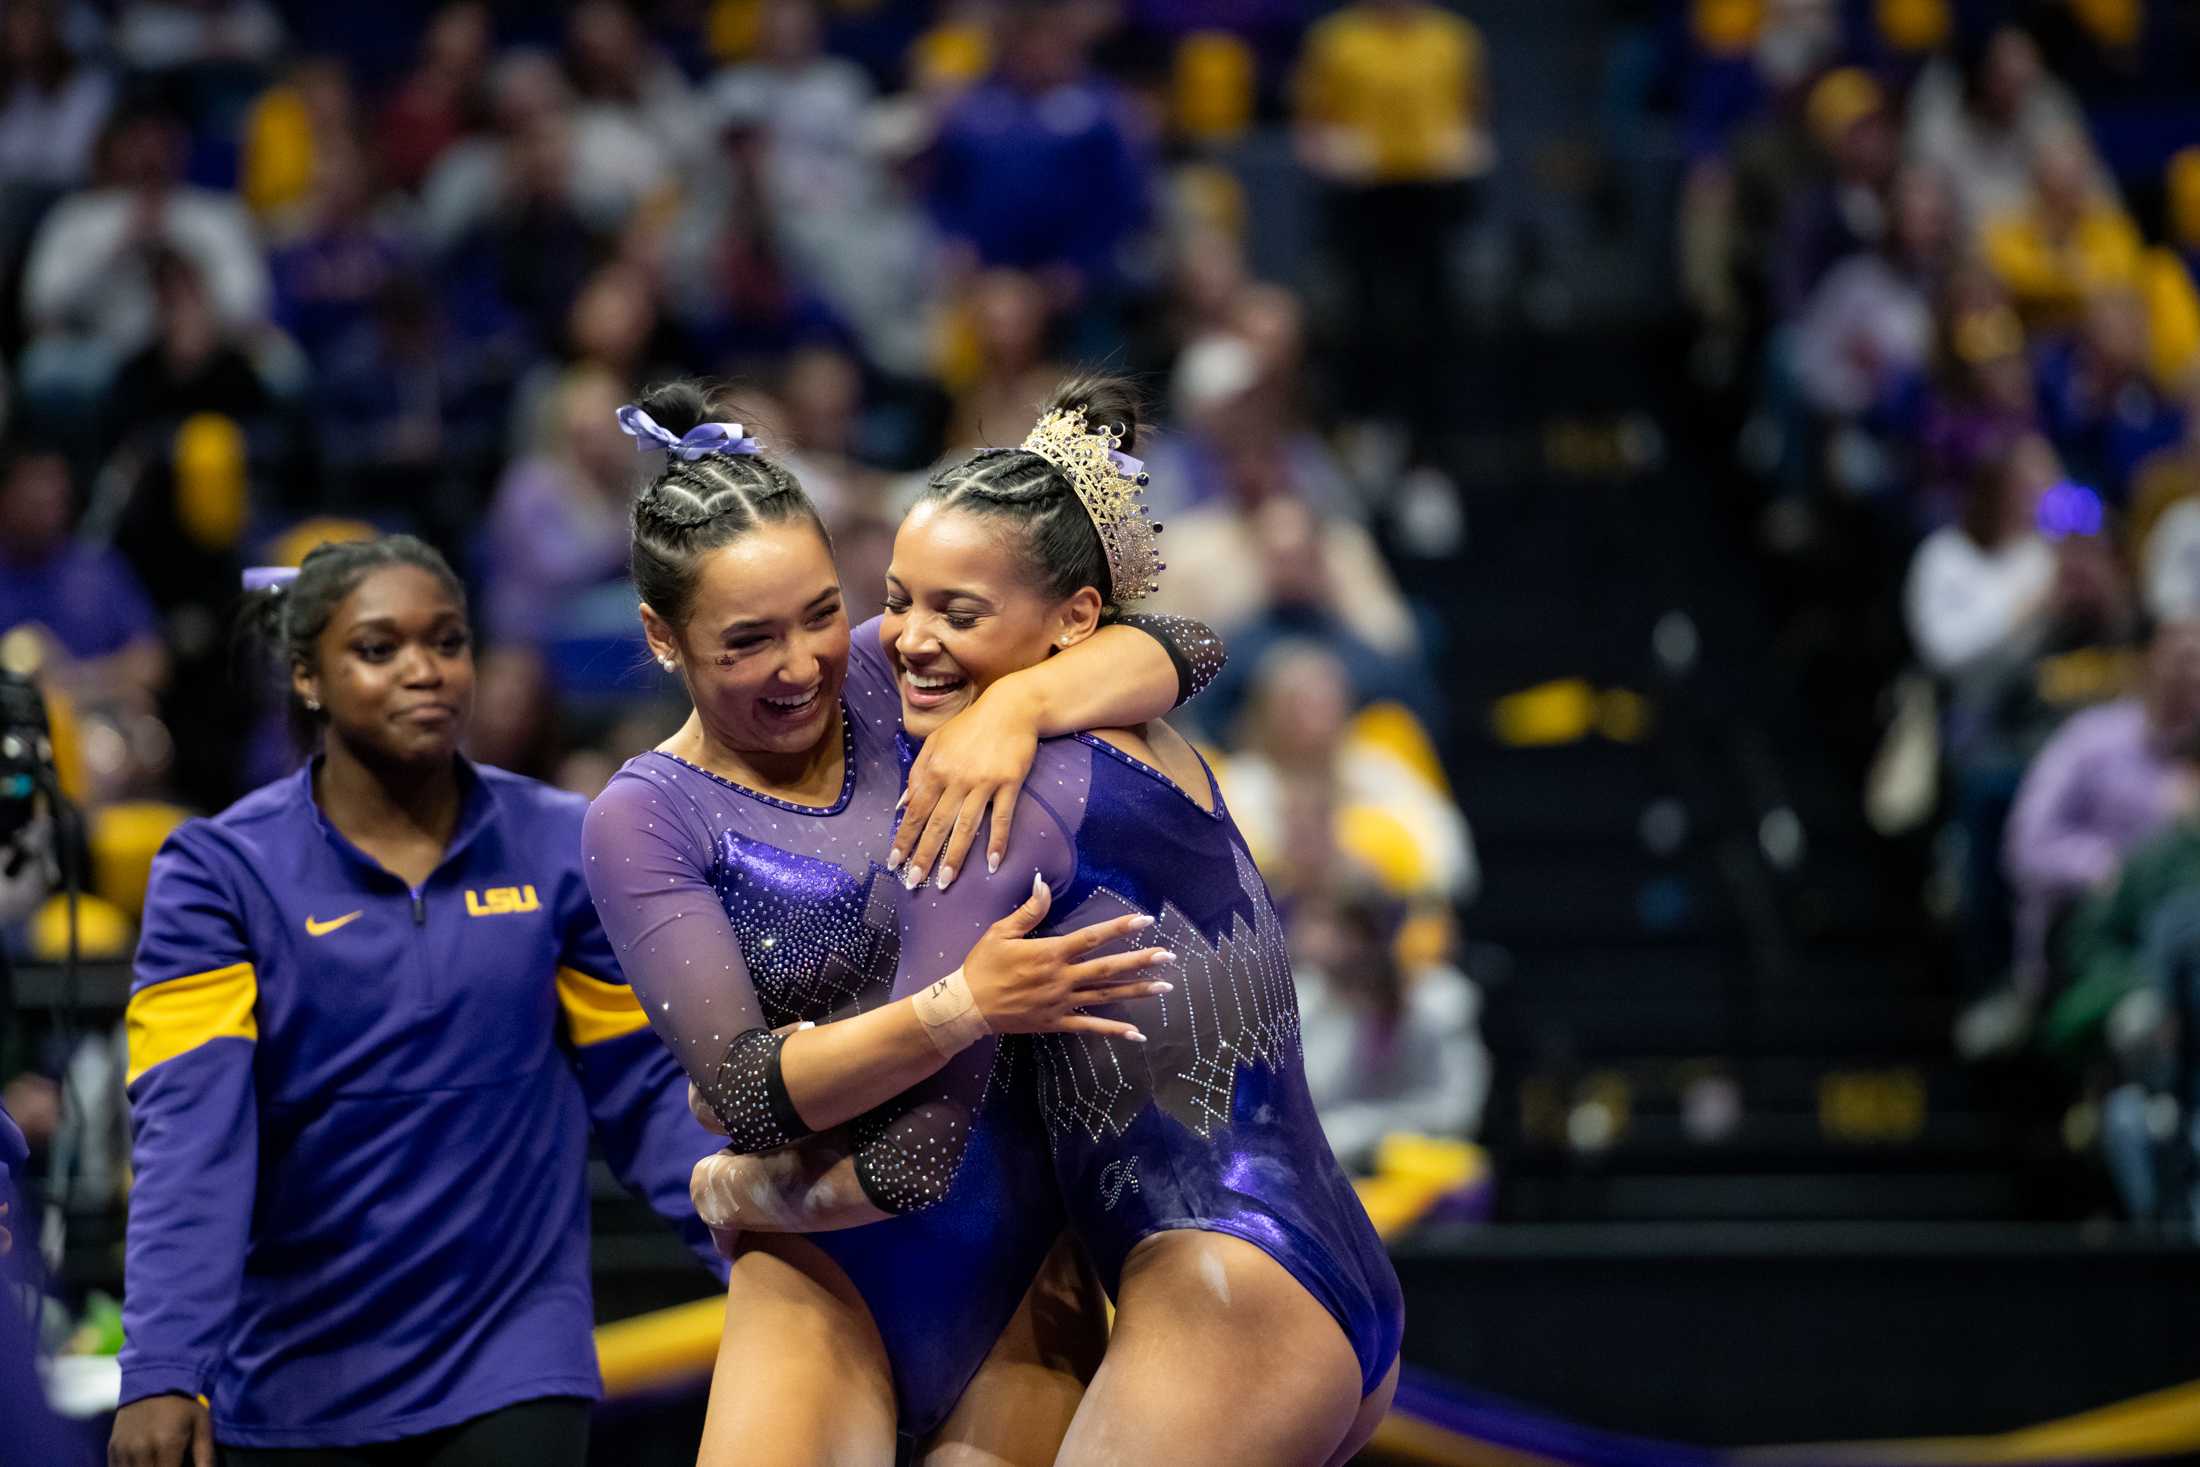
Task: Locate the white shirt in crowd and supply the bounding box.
[1903,526,2054,679]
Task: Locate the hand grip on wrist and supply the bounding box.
[913,968,990,1057]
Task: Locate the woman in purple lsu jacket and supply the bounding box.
[107,537,729,1467]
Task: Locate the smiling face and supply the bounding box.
[881,500,1100,739]
[642,520,848,759]
[299,564,475,768]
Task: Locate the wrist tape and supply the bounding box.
[913,968,990,1057]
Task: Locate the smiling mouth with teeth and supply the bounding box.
[763,689,821,712]
[905,673,965,691]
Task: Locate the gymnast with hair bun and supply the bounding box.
[691,375,1402,1467]
[578,379,1229,1465]
[109,535,727,1467]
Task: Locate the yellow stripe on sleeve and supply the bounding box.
[557,965,654,1048]
[125,962,258,1086]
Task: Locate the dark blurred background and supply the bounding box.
[7,0,2200,1457]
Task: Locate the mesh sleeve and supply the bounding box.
[582,771,814,1151]
[842,761,1085,1214]
[1115,613,1228,707]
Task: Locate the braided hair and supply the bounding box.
[240,534,466,744]
[917,373,1141,607]
[627,380,829,631]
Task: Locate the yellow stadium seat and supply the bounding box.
[2071,0,2144,50]
[1876,0,1951,53]
[2170,147,2200,253]
[2143,246,2200,389]
[241,84,315,218]
[268,517,378,569]
[30,891,134,961]
[911,24,991,93]
[1349,701,1451,796]
[90,803,191,920]
[1491,678,1596,747]
[1338,803,1432,895]
[1691,0,1763,56]
[706,0,762,62]
[1173,32,1255,145]
[173,415,249,552]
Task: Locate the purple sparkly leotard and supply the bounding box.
[892,732,1404,1394]
[581,615,1224,1435]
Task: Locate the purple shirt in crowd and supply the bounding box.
[0,545,159,660]
[2003,698,2189,993]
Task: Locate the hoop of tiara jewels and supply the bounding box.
[1018,407,1165,606]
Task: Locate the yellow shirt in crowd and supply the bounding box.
[1295,3,1491,185]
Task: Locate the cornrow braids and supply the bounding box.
[918,373,1145,607]
[625,380,830,630]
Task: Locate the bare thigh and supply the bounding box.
[920,1232,1109,1467]
[1053,1231,1367,1467]
[1324,1354,1400,1467]
[698,1234,899,1467]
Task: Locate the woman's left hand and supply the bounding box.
[889,682,1042,890]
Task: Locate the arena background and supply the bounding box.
[6,0,2200,1461]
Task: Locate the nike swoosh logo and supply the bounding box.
[305,911,364,937]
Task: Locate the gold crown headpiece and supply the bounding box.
[1019,407,1165,606]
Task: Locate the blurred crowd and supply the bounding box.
[1675,0,2200,1221]
[0,0,1500,1212]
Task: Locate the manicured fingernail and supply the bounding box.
[988,852,1001,874]
[1125,1030,1148,1043]
[896,790,909,812]
[1150,950,1177,965]
[938,864,957,890]
[1150,981,1174,994]
[1128,914,1156,930]
[1033,873,1048,897]
[902,865,922,891]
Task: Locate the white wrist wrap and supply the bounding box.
[913,968,990,1057]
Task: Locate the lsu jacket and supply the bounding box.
[119,757,726,1448]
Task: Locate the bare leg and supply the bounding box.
[921,1232,1109,1467]
[1323,1354,1400,1467]
[698,1234,899,1467]
[1053,1232,1368,1467]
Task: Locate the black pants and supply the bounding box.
[219,1397,589,1467]
[1326,178,1477,449]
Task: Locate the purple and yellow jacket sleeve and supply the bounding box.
[118,826,259,1408]
[551,860,729,1281]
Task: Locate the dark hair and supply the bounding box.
[916,373,1142,606]
[241,534,466,743]
[626,379,828,631]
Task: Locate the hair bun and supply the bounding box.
[1045,373,1144,455]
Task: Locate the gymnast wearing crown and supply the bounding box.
[581,381,1227,1465]
[694,377,1402,1467]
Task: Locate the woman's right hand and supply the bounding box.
[110,1394,215,1467]
[962,875,1174,1042]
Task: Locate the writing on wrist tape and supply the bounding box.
[913,968,990,1057]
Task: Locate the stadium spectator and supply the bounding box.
[103,245,278,450]
[481,364,634,648]
[1992,622,2200,1027]
[926,1,1150,336]
[945,267,1063,452]
[0,445,165,706]
[1904,23,2092,227]
[377,1,491,193]
[1791,161,1955,431]
[0,0,113,193]
[1294,0,1490,443]
[265,130,407,370]
[2034,286,2183,510]
[20,102,269,414]
[565,0,706,171]
[1980,132,2142,331]
[1773,66,1897,318]
[1294,878,1488,1173]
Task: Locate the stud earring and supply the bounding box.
[304,697,321,712]
[659,657,676,672]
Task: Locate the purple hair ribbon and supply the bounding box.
[242,566,301,592]
[617,404,761,461]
